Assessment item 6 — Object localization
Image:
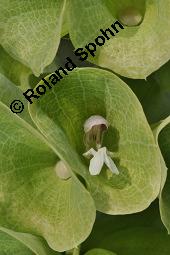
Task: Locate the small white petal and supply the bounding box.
[83,148,97,158]
[104,150,119,175]
[89,149,105,175]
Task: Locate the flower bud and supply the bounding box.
[118,7,143,26]
[84,115,108,149]
[55,160,71,180]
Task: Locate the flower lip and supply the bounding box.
[83,147,119,176]
[84,115,108,133]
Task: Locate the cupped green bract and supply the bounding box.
[67,0,170,79]
[0,0,66,76]
[0,102,95,252]
[0,47,32,89]
[29,67,161,214]
[155,118,170,233]
[0,74,34,125]
[0,227,58,255]
[0,229,33,255]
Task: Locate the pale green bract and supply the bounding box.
[151,115,170,235]
[29,67,161,214]
[0,0,66,76]
[153,117,170,233]
[67,0,170,79]
[0,102,95,252]
[0,229,33,255]
[152,117,170,191]
[0,47,31,89]
[0,227,58,255]
[0,73,34,125]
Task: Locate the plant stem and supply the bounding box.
[65,246,80,255]
[73,247,80,255]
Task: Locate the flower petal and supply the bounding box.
[83,148,96,158]
[89,150,105,175]
[104,151,119,175]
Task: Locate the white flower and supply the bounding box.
[83,115,119,176]
[83,147,119,176]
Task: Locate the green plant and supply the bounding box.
[0,0,170,254]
